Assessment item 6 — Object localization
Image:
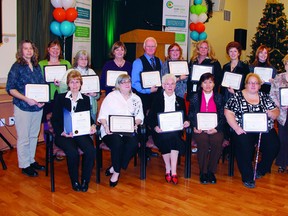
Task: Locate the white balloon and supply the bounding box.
[198,13,208,23]
[62,0,76,10]
[190,14,199,24]
[51,0,62,8]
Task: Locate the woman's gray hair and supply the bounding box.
[162,73,176,84]
[114,74,132,93]
[73,50,90,69]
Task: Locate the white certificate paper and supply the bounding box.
[44,65,67,82]
[141,71,161,88]
[221,72,243,90]
[280,87,288,106]
[254,67,273,83]
[109,115,135,134]
[106,70,128,87]
[242,113,268,132]
[191,65,213,81]
[64,109,91,136]
[168,61,189,76]
[197,113,218,130]
[25,84,49,102]
[81,75,100,93]
[158,111,183,132]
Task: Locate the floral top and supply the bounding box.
[270,72,288,126]
[97,90,144,137]
[225,91,277,130]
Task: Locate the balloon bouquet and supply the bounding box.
[189,0,208,42]
[50,0,78,58]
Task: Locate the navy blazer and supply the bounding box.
[51,93,93,136]
[188,92,225,133]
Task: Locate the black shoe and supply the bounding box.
[22,166,38,177]
[72,182,81,191]
[208,172,217,184]
[109,178,119,187]
[278,166,286,173]
[255,171,264,179]
[243,181,255,189]
[30,162,45,171]
[105,166,113,176]
[81,180,89,192]
[200,173,208,184]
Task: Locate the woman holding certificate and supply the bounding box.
[100,41,132,95]
[98,74,144,187]
[189,73,225,184]
[187,40,222,100]
[60,50,100,122]
[161,43,187,99]
[249,45,277,94]
[224,73,280,189]
[270,55,288,173]
[6,40,45,177]
[51,70,96,192]
[147,74,190,185]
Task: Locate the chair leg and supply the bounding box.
[0,151,7,170]
[184,128,192,178]
[45,131,55,192]
[140,132,146,180]
[96,142,101,184]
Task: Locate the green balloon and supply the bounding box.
[195,5,202,15]
[201,5,207,13]
[190,5,196,14]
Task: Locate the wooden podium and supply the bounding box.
[120,29,175,62]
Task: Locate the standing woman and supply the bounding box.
[100,41,132,95]
[189,73,225,184]
[161,43,188,99]
[187,40,222,100]
[147,74,190,184]
[39,39,71,123]
[98,74,144,187]
[60,50,100,122]
[51,70,96,192]
[250,45,277,94]
[6,40,45,177]
[270,54,288,173]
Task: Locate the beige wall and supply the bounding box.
[188,0,288,67]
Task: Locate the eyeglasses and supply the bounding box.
[120,80,131,84]
[170,49,180,52]
[145,46,156,48]
[79,58,88,61]
[247,82,260,85]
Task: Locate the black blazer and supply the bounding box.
[51,93,93,136]
[147,91,188,130]
[188,92,225,133]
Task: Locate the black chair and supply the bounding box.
[0,151,7,170]
[95,125,147,183]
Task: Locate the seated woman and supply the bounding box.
[97,74,144,187]
[189,73,225,184]
[51,70,96,192]
[147,74,190,185]
[224,73,280,189]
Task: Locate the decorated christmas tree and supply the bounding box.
[249,0,288,72]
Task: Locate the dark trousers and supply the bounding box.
[102,134,138,173]
[55,135,95,184]
[232,128,280,182]
[275,116,288,168]
[193,132,223,174]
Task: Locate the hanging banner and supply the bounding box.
[72,0,92,64]
[162,0,190,59]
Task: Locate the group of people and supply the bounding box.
[6,37,288,192]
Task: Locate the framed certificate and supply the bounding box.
[109,115,135,134]
[81,75,100,93]
[242,113,268,132]
[25,84,49,102]
[64,109,91,136]
[44,65,67,83]
[157,111,183,132]
[254,67,273,83]
[140,71,161,88]
[197,113,218,130]
[168,61,189,76]
[106,70,128,87]
[221,72,243,90]
[191,65,213,81]
[279,87,288,106]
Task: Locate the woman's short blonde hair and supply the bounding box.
[244,73,262,85]
[66,70,83,90]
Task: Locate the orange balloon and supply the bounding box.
[65,8,78,22]
[195,22,205,33]
[189,23,196,31]
[53,8,66,23]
